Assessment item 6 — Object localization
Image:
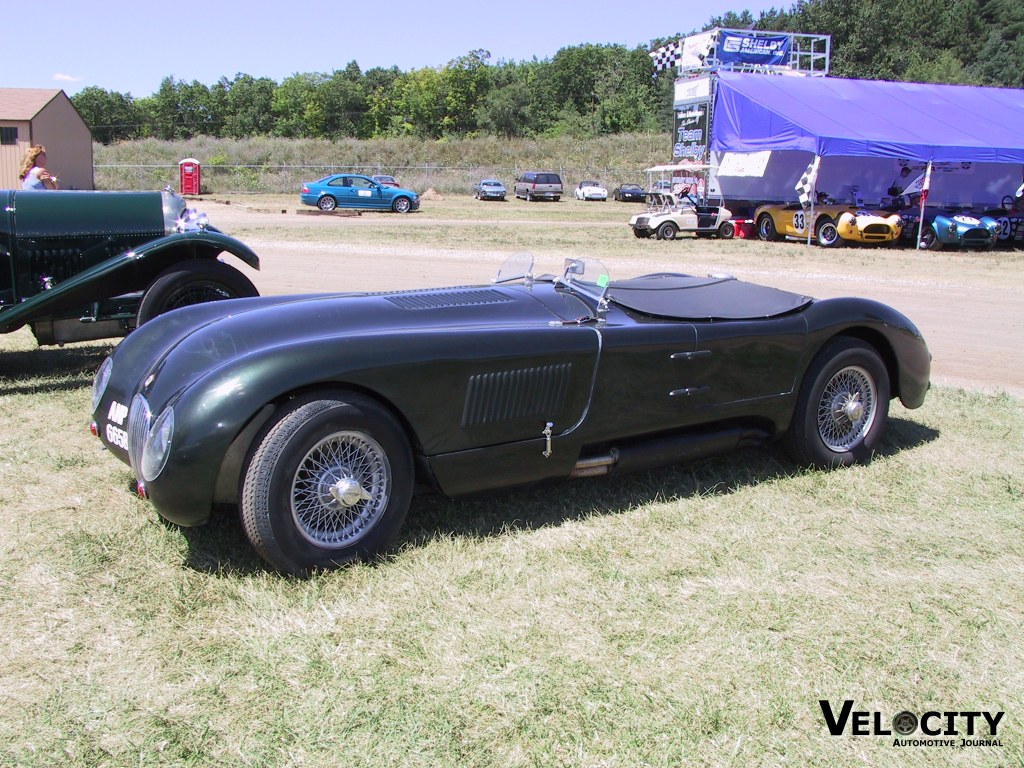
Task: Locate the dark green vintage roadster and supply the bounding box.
[1,188,258,346]
[90,254,930,575]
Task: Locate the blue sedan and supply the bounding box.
[300,174,420,213]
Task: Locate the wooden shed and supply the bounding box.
[0,88,94,190]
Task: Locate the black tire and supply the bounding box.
[919,228,941,250]
[632,227,651,238]
[136,260,258,326]
[318,196,337,212]
[392,196,412,213]
[816,218,842,247]
[784,338,890,468]
[656,221,678,241]
[757,214,779,241]
[240,393,414,575]
[718,221,736,239]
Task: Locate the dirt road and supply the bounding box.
[209,200,1024,397]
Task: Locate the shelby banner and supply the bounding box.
[673,101,709,163]
[718,31,791,66]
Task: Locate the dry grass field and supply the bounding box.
[1,194,1021,767]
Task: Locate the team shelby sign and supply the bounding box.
[673,103,708,163]
[820,700,1005,749]
[717,31,791,66]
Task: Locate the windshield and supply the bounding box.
[160,189,188,234]
[494,252,535,284]
[558,258,610,301]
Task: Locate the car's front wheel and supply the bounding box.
[919,228,941,250]
[656,221,678,240]
[318,196,337,212]
[392,196,412,213]
[136,260,258,326]
[718,221,736,239]
[784,337,890,468]
[241,393,414,575]
[816,218,842,247]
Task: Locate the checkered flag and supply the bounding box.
[650,41,682,72]
[795,156,821,209]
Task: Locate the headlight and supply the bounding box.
[91,357,113,412]
[141,405,174,482]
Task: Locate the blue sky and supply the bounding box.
[4,0,788,97]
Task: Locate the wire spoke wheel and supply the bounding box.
[816,365,877,452]
[162,281,236,310]
[291,430,391,548]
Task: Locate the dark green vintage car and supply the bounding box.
[90,254,930,575]
[1,188,259,346]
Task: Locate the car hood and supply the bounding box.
[104,284,587,398]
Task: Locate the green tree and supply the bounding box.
[969,0,1024,87]
[222,74,277,137]
[71,86,142,143]
[272,72,329,138]
[438,49,491,135]
[475,80,533,138]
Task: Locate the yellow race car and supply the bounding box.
[754,202,903,247]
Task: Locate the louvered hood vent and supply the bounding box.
[386,289,513,311]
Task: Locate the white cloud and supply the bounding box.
[53,73,83,83]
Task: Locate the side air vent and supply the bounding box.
[462,363,572,426]
[387,289,513,311]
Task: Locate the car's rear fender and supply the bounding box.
[797,298,930,410]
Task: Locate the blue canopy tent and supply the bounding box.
[710,71,1024,163]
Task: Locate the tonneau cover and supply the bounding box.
[607,273,811,320]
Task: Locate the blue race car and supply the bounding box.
[300,174,420,213]
[899,208,998,249]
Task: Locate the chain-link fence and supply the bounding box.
[94,164,653,197]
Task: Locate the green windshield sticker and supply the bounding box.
[597,274,609,288]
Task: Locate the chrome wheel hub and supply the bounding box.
[817,365,876,452]
[329,476,372,508]
[291,430,391,548]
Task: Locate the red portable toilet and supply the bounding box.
[179,158,201,195]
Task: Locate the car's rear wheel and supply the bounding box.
[784,337,890,468]
[757,214,779,241]
[241,393,414,575]
[318,196,337,212]
[718,221,736,239]
[392,196,412,213]
[136,260,258,326]
[816,218,842,247]
[656,222,678,240]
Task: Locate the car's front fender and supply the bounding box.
[0,230,259,332]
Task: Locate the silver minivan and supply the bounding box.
[514,171,563,201]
